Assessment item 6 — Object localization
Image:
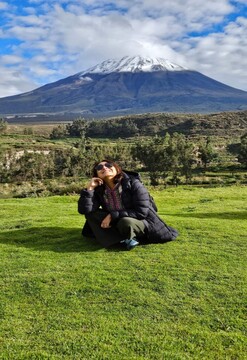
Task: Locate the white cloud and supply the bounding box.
[0,0,246,98]
[0,1,9,10]
[182,15,247,90]
[1,55,23,64]
[0,66,37,98]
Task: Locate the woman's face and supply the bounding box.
[95,161,117,180]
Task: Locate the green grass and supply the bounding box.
[0,186,246,359]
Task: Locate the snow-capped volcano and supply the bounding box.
[0,55,247,117]
[80,55,187,75]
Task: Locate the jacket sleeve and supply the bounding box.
[78,189,101,214]
[110,179,150,221]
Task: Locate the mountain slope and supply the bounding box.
[0,56,247,116]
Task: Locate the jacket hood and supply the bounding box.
[123,170,141,181]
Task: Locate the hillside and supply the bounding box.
[82,110,247,138]
[3,109,247,139]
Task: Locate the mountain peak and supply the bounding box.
[1,55,247,117]
[80,55,187,75]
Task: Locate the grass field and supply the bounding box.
[0,186,246,359]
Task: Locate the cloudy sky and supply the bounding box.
[0,0,247,98]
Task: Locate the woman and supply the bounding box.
[78,160,178,250]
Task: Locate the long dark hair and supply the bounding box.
[92,159,124,184]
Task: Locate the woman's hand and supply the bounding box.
[86,177,103,190]
[101,214,112,228]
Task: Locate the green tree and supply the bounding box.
[133,133,196,186]
[132,134,170,185]
[198,137,218,171]
[11,151,49,182]
[23,127,34,135]
[0,118,7,133]
[166,133,196,184]
[50,124,68,139]
[67,118,88,137]
[238,133,247,168]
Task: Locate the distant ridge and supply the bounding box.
[0,55,247,118]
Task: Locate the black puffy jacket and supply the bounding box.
[78,171,178,243]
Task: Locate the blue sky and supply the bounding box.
[0,0,247,97]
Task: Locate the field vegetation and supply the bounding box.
[0,114,247,198]
[0,186,246,359]
[0,114,246,358]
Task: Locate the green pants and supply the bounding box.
[85,210,146,248]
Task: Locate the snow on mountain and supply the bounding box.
[1,55,247,117]
[80,55,187,76]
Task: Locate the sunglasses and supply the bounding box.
[95,162,113,171]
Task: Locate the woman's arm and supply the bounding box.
[78,177,103,214]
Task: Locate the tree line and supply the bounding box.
[50,117,247,171]
[0,117,247,188]
[1,132,246,186]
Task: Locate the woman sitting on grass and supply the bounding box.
[78,160,178,250]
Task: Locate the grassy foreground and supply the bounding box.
[0,186,246,360]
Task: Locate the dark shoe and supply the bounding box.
[122,238,139,250]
